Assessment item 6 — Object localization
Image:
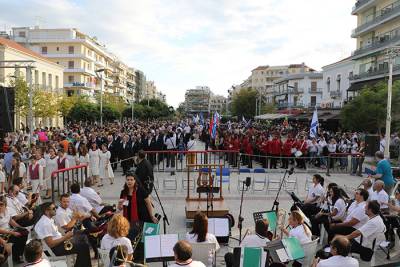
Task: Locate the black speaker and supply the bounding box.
[0,86,15,133]
[365,135,379,157]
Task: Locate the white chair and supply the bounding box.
[215,168,231,192]
[267,176,281,194]
[301,236,319,267]
[284,175,298,192]
[190,242,217,267]
[41,240,75,267]
[238,168,251,192]
[162,174,177,192]
[252,168,267,192]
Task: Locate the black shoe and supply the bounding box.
[13,256,24,264]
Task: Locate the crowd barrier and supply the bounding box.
[124,150,365,175]
[50,164,88,202]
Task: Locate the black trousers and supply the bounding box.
[270,155,279,169]
[51,234,92,267]
[9,234,28,259]
[328,225,356,243]
[300,203,320,220]
[121,159,130,174]
[350,239,374,261]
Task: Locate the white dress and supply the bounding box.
[99,150,114,178]
[89,149,100,176]
[45,156,59,190]
[66,154,78,168]
[78,153,90,181]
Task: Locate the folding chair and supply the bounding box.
[267,175,281,194]
[41,240,75,267]
[304,177,314,192]
[162,174,177,192]
[284,175,298,192]
[300,236,319,267]
[215,167,230,192]
[190,242,217,267]
[98,248,110,267]
[238,168,251,192]
[252,168,267,192]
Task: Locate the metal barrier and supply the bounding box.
[50,164,88,202]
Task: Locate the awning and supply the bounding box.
[254,113,293,120]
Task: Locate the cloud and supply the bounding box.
[0,0,356,107]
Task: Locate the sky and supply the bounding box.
[0,0,356,107]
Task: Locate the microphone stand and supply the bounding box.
[271,170,290,213]
[238,179,249,245]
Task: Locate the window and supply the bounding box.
[326,77,330,92]
[311,81,317,91]
[294,82,298,89]
[311,96,317,106]
[18,31,26,37]
[68,46,74,54]
[68,75,74,83]
[56,47,59,51]
[68,61,74,69]
[48,74,52,88]
[42,72,46,86]
[337,74,341,91]
[34,70,39,85]
[41,47,47,54]
[55,76,59,89]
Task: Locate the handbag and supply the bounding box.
[295,150,303,158]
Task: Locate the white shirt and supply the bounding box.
[80,187,104,213]
[367,187,374,200]
[100,234,133,254]
[24,258,52,267]
[307,183,325,205]
[240,233,270,247]
[370,190,389,209]
[344,201,369,229]
[0,208,13,229]
[355,215,386,249]
[289,224,312,244]
[331,198,346,221]
[169,260,206,267]
[34,215,62,240]
[317,255,359,267]
[0,170,5,183]
[6,196,25,216]
[165,134,177,149]
[187,140,196,151]
[54,207,73,229]
[69,193,93,217]
[184,126,191,135]
[185,232,220,251]
[16,191,28,206]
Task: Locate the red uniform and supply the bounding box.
[282,138,295,156]
[269,138,282,156]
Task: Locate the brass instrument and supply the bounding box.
[277,208,287,238]
[0,234,10,243]
[64,239,73,251]
[131,223,143,253]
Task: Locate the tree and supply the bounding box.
[67,99,99,122]
[261,103,276,114]
[59,94,80,118]
[341,81,400,132]
[231,88,258,118]
[95,93,127,120]
[9,75,29,117]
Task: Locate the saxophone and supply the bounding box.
[131,223,143,254]
[277,208,287,238]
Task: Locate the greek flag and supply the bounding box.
[227,120,232,130]
[310,107,318,138]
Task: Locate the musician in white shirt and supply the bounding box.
[69,183,100,220]
[328,188,369,243]
[169,241,206,267]
[54,194,85,232]
[23,239,51,267]
[34,202,92,267]
[361,179,374,200]
[312,236,358,267]
[6,185,35,226]
[280,210,312,244]
[80,178,114,214]
[341,200,386,262]
[303,174,325,219]
[240,219,271,247]
[370,180,389,210]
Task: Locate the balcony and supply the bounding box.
[273,88,304,96]
[308,103,319,108]
[350,63,400,81]
[308,88,323,94]
[352,30,400,59]
[352,0,375,14]
[330,91,342,98]
[277,102,304,109]
[64,82,96,89]
[352,1,400,37]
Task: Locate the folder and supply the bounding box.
[142,222,160,243]
[208,218,229,237]
[240,247,262,267]
[262,211,277,232]
[281,237,305,260]
[144,234,178,260]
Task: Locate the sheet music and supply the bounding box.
[160,234,178,257]
[144,235,161,259]
[213,218,229,237]
[276,248,289,262]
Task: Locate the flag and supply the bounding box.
[211,112,219,139]
[245,119,252,128]
[195,114,200,124]
[209,114,213,136]
[227,120,232,130]
[310,107,318,138]
[242,116,247,125]
[199,112,204,125]
[283,116,289,128]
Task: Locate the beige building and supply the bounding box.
[0,37,64,129]
[210,94,227,114]
[146,81,157,99]
[349,0,400,94]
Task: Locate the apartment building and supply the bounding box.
[0,37,64,128]
[272,72,323,110]
[210,95,227,114]
[251,63,315,103]
[156,91,167,103]
[185,86,211,115]
[126,67,137,103]
[322,57,354,108]
[349,0,400,92]
[146,81,157,99]
[135,70,146,102]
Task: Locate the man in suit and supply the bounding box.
[107,134,118,171]
[119,135,131,175]
[135,150,155,194]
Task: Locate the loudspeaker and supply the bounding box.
[0,86,15,133]
[365,135,379,157]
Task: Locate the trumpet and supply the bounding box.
[64,239,73,251]
[277,208,287,237]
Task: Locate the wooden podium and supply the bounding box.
[185,164,229,219]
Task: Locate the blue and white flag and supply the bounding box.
[310,107,318,138]
[199,112,204,125]
[242,116,247,124]
[245,119,252,128]
[227,120,232,130]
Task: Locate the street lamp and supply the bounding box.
[95,68,105,127]
[384,46,400,158]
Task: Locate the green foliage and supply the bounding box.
[261,103,276,114]
[122,98,173,119]
[66,98,99,122]
[95,93,128,120]
[231,88,258,118]
[9,75,29,117]
[341,81,400,132]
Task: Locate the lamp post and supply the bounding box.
[384,46,400,158]
[95,69,105,127]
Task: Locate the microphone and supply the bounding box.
[288,167,294,175]
[245,177,251,188]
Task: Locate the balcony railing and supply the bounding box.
[352,1,400,36]
[330,91,342,98]
[277,102,304,109]
[350,63,400,81]
[308,88,323,93]
[353,29,400,57]
[273,88,304,96]
[352,0,374,12]
[308,103,319,108]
